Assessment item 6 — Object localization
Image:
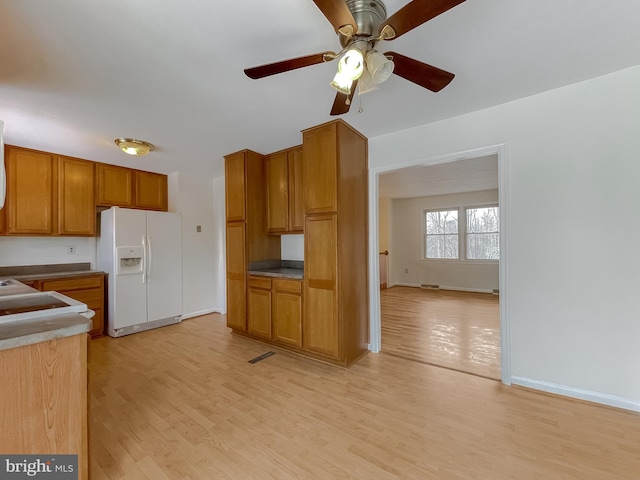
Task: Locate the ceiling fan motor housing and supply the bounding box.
[343,0,388,46]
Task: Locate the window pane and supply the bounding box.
[467,207,499,234]
[466,207,499,259]
[467,233,500,259]
[426,210,458,234]
[426,234,459,259]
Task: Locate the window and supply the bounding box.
[424,205,499,261]
[425,209,459,259]
[466,207,499,259]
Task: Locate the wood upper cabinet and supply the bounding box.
[133,170,167,211]
[247,276,272,339]
[5,146,57,235]
[95,163,132,207]
[265,150,289,233]
[58,156,95,236]
[303,125,338,215]
[96,164,167,211]
[225,151,246,222]
[265,146,304,234]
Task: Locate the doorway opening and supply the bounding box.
[368,145,511,384]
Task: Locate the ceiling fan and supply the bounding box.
[244,0,465,115]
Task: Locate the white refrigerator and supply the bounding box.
[97,207,182,337]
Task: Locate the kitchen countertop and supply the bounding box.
[0,280,91,351]
[248,267,304,279]
[247,260,304,279]
[0,262,105,281]
[6,270,106,281]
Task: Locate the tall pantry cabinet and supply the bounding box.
[302,120,369,366]
[224,150,280,331]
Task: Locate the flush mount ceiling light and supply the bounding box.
[114,138,155,156]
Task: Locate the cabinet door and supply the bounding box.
[95,163,132,207]
[134,170,168,211]
[38,274,105,338]
[248,286,272,339]
[273,279,302,347]
[303,124,337,215]
[288,147,304,233]
[225,151,246,222]
[226,222,247,330]
[303,214,339,359]
[265,151,289,234]
[58,156,95,236]
[6,147,56,235]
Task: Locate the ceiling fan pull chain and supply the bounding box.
[358,89,364,113]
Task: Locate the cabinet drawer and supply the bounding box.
[248,276,272,290]
[40,276,103,292]
[63,289,103,309]
[273,278,302,294]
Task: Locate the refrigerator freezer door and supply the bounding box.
[112,208,147,330]
[145,211,182,323]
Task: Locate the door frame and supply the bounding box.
[367,143,512,385]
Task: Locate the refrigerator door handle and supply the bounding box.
[147,235,153,283]
[141,235,147,284]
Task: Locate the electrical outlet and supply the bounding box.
[67,245,76,255]
[404,268,408,274]
[196,225,202,233]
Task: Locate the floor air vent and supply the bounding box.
[248,351,276,364]
[420,284,440,290]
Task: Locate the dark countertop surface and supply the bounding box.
[0,263,105,282]
[247,267,304,279]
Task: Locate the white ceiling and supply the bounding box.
[1,0,640,180]
[379,155,497,198]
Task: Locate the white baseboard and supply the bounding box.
[390,282,421,288]
[181,307,222,320]
[511,376,640,413]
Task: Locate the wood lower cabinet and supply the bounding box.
[272,278,302,348]
[303,214,338,358]
[226,223,247,331]
[34,273,106,339]
[0,334,88,480]
[247,276,272,338]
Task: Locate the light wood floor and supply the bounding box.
[88,314,640,480]
[381,287,501,379]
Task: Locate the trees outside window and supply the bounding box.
[424,205,499,261]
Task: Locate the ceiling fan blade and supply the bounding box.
[245,52,333,79]
[330,80,358,116]
[386,52,454,92]
[380,0,465,40]
[312,0,357,35]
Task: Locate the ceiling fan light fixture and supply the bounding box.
[114,138,155,156]
[366,50,394,84]
[330,47,364,95]
[330,71,353,95]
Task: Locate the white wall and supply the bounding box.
[378,197,391,253]
[169,172,222,318]
[281,234,304,261]
[0,236,96,267]
[369,65,640,410]
[391,190,499,292]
